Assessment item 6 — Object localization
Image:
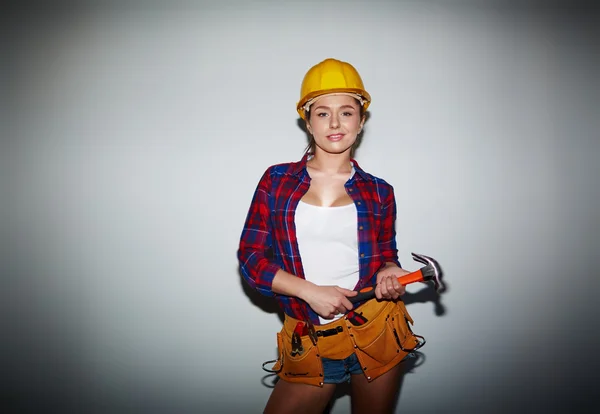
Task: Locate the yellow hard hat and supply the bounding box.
[296,58,371,120]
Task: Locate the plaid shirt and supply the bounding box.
[238,153,401,325]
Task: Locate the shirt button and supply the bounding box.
[357,201,361,206]
[360,253,365,258]
[359,226,364,230]
[348,188,353,192]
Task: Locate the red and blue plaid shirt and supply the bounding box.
[238,153,401,325]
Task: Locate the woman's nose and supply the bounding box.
[329,114,339,128]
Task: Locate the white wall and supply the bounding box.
[4,1,599,413]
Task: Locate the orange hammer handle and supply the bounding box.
[349,269,424,304]
[397,269,425,285]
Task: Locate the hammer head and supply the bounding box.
[411,252,445,293]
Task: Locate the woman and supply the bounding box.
[238,58,420,413]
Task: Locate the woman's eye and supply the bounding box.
[316,112,328,117]
[342,112,353,116]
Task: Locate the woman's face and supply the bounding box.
[306,94,365,156]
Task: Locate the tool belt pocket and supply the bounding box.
[350,300,424,380]
[350,301,400,368]
[390,300,423,352]
[275,328,324,387]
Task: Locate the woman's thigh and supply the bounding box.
[264,379,337,414]
[350,363,404,414]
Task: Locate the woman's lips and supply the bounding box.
[327,133,345,142]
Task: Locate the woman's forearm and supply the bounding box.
[271,269,315,301]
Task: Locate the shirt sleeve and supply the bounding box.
[378,184,402,268]
[237,168,281,297]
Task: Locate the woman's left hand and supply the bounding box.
[375,264,409,300]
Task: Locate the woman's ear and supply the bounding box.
[305,121,312,135]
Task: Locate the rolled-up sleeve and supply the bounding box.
[237,168,281,297]
[378,185,402,268]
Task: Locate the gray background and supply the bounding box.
[3,1,599,413]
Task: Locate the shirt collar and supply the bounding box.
[291,152,369,181]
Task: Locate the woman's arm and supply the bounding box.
[238,168,357,317]
[272,269,357,318]
[237,168,281,297]
[375,184,407,300]
[378,184,402,268]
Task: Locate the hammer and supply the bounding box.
[349,253,444,304]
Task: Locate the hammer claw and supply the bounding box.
[411,252,445,293]
[411,253,429,266]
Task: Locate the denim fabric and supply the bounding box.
[322,353,363,384]
[322,352,416,384]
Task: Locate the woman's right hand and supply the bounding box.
[300,284,358,320]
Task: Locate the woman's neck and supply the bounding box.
[307,152,353,175]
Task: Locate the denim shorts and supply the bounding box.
[322,352,416,384]
[322,353,363,384]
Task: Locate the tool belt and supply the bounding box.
[266,299,423,387]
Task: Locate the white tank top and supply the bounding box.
[295,200,359,324]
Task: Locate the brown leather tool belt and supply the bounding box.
[269,298,423,387]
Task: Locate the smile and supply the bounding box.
[327,134,345,141]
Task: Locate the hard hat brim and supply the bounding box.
[297,88,371,120]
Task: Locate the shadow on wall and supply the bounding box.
[238,268,285,323]
[402,281,448,316]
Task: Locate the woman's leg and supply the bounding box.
[349,363,404,414]
[264,379,337,414]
